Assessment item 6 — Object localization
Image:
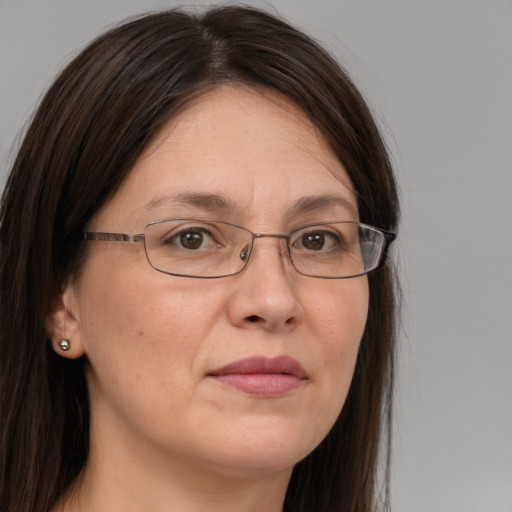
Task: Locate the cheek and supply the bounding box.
[75,260,225,383]
[74,268,222,433]
[307,277,369,350]
[305,279,368,405]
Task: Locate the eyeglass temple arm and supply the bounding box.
[378,231,397,268]
[83,232,145,243]
[384,231,397,245]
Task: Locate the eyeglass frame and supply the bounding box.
[82,218,396,279]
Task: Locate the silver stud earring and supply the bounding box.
[58,339,70,351]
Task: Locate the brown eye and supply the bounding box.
[179,231,204,249]
[301,233,325,250]
[293,229,344,253]
[165,228,215,250]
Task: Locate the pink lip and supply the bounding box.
[208,356,307,397]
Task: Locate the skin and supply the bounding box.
[48,85,369,512]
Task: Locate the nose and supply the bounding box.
[226,237,304,332]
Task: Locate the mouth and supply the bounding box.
[207,356,308,397]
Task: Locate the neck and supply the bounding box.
[53,415,292,512]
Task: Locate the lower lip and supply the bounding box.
[211,374,304,397]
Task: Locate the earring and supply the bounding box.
[58,339,70,351]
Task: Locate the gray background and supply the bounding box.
[1,1,511,511]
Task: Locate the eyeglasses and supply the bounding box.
[83,218,395,279]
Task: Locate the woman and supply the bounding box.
[0,6,399,512]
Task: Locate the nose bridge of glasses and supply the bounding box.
[253,233,289,240]
[243,232,291,266]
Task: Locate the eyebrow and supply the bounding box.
[285,194,359,219]
[141,191,358,219]
[142,192,241,214]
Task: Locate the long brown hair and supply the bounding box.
[0,6,399,511]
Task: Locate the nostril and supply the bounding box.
[247,315,260,323]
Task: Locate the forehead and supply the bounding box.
[92,85,358,230]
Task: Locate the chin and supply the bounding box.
[196,416,329,475]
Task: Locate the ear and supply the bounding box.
[45,277,86,360]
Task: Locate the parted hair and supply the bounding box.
[0,6,399,511]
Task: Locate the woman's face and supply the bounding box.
[58,86,368,481]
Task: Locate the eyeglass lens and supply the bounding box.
[142,219,386,279]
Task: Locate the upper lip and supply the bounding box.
[208,356,307,379]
